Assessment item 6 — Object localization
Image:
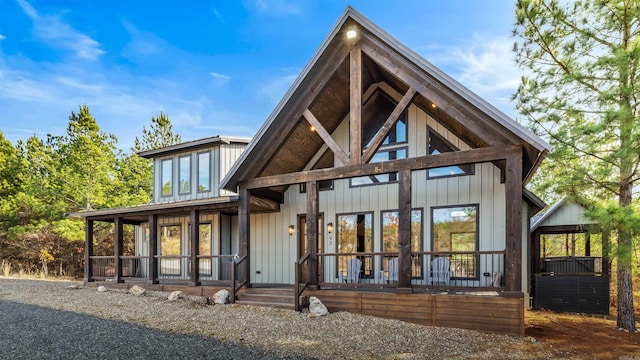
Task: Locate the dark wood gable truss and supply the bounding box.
[236,37,525,292]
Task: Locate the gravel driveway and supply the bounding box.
[0,278,554,359]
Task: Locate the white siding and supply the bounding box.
[541,202,596,227]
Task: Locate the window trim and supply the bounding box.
[426,126,475,180]
[335,211,375,279]
[178,155,191,195]
[160,159,173,197]
[430,204,480,281]
[380,208,424,279]
[349,146,408,188]
[197,151,211,193]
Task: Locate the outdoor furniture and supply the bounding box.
[381,257,398,283]
[431,256,451,286]
[339,258,362,283]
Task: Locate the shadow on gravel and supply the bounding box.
[0,299,315,360]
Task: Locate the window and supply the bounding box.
[197,152,210,192]
[198,223,212,276]
[161,159,173,196]
[160,225,181,275]
[300,180,334,193]
[382,209,423,277]
[337,213,373,278]
[427,127,474,179]
[179,156,191,194]
[432,205,478,279]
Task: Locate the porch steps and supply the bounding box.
[235,287,304,310]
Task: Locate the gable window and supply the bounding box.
[161,159,173,197]
[197,152,210,192]
[432,205,479,279]
[382,209,423,277]
[351,114,407,187]
[179,156,191,194]
[337,212,373,279]
[300,148,334,193]
[427,127,474,179]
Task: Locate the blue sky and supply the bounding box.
[0,0,520,151]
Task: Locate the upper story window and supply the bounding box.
[351,113,407,187]
[179,156,191,194]
[161,159,173,197]
[197,152,211,192]
[427,127,474,179]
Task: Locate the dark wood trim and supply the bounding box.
[350,46,362,165]
[303,109,350,166]
[249,194,280,211]
[239,187,251,286]
[505,151,523,291]
[362,87,416,164]
[190,209,200,286]
[241,144,521,190]
[114,217,123,283]
[535,224,593,234]
[148,214,158,284]
[84,219,94,282]
[306,181,319,285]
[397,169,411,288]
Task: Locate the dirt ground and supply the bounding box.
[525,310,640,359]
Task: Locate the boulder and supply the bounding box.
[213,289,229,304]
[129,285,146,296]
[97,286,108,292]
[308,296,328,318]
[168,290,183,301]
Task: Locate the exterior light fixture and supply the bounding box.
[431,103,437,109]
[310,125,316,132]
[288,225,295,236]
[327,222,334,234]
[346,29,357,39]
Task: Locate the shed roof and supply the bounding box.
[137,136,251,159]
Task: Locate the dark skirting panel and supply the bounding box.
[534,275,609,315]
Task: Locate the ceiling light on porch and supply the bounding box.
[288,225,295,236]
[431,103,437,109]
[346,29,357,39]
[310,125,316,132]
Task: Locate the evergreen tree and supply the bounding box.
[133,111,181,152]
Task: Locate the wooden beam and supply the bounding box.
[306,181,319,286]
[505,150,523,292]
[249,194,280,211]
[303,109,350,166]
[241,144,521,190]
[84,219,94,283]
[114,217,123,283]
[397,169,412,289]
[350,46,362,165]
[239,187,251,286]
[190,209,200,286]
[148,214,158,284]
[362,87,417,164]
[358,37,511,147]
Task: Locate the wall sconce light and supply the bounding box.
[327,222,334,234]
[288,225,295,236]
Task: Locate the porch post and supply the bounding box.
[114,216,123,283]
[239,186,251,287]
[505,150,523,293]
[84,219,94,283]
[190,209,200,286]
[148,214,158,284]
[397,169,412,291]
[306,181,319,287]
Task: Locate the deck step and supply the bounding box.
[234,287,305,310]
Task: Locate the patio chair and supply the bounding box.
[431,256,451,286]
[339,258,362,283]
[381,257,398,283]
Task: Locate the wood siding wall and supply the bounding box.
[249,104,509,286]
[539,202,596,228]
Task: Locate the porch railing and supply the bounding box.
[120,256,146,278]
[89,256,115,279]
[197,255,236,281]
[316,250,506,290]
[231,255,248,303]
[539,256,603,276]
[294,254,311,311]
[156,255,191,280]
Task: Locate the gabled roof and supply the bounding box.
[220,6,550,193]
[531,198,597,232]
[137,136,251,159]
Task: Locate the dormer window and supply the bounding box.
[427,127,474,179]
[161,159,173,197]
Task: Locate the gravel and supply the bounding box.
[0,278,555,359]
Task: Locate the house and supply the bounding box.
[73,7,552,337]
[530,198,609,315]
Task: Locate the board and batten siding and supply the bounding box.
[539,202,596,228]
[151,143,246,203]
[248,104,509,287]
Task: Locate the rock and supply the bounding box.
[308,296,328,318]
[67,284,80,290]
[168,290,183,301]
[129,285,145,296]
[213,289,229,304]
[524,336,537,343]
[97,286,108,292]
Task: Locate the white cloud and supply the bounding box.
[254,0,301,15]
[17,0,104,61]
[0,34,6,40]
[210,72,231,81]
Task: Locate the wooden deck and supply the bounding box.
[303,289,525,337]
